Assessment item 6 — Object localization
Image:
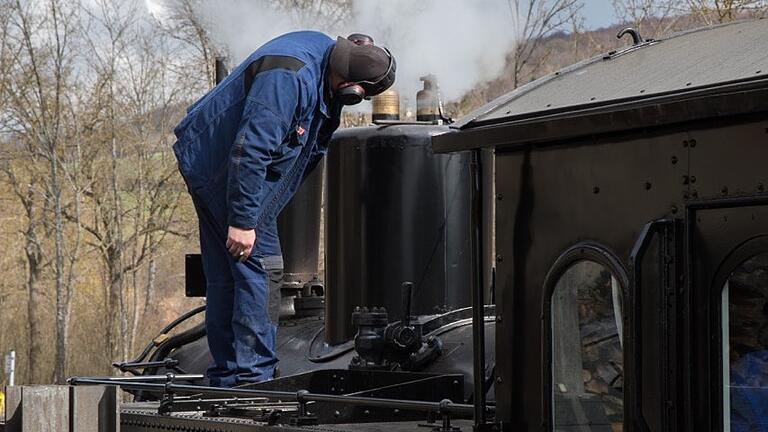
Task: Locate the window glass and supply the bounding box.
[552,260,624,432]
[723,252,768,432]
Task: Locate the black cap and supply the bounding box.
[330,36,394,91]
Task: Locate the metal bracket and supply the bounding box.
[113,357,185,376]
[289,390,318,426]
[431,399,461,432]
[158,373,176,415]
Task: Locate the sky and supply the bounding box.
[142,0,622,100]
[582,0,621,30]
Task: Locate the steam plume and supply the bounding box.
[150,0,517,102]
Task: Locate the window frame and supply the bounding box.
[710,235,768,432]
[542,242,630,431]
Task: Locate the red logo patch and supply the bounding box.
[296,126,305,136]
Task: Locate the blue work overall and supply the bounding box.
[172,31,341,387]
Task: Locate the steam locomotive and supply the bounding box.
[69,18,768,432]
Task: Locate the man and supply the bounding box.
[173,31,395,387]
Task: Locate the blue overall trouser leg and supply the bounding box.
[191,194,283,387]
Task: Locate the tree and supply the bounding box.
[611,0,683,39]
[507,0,582,89]
[2,0,82,383]
[153,0,219,90]
[686,0,768,23]
[78,0,192,363]
[269,0,352,30]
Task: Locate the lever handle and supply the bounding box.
[401,282,414,326]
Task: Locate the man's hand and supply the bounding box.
[226,226,256,262]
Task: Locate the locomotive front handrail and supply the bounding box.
[68,376,492,417]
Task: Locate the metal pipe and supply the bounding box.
[68,377,488,416]
[371,120,439,126]
[215,56,229,85]
[130,305,206,364]
[402,282,413,326]
[470,148,488,426]
[82,374,204,382]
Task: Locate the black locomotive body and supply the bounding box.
[68,19,768,432]
[434,18,768,432]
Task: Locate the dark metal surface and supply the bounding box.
[325,125,473,344]
[135,308,495,403]
[469,150,489,428]
[486,118,768,430]
[441,88,768,432]
[121,410,475,432]
[455,19,768,128]
[427,21,768,429]
[242,369,466,424]
[71,377,481,418]
[184,254,207,297]
[432,78,768,153]
[214,57,228,85]
[278,159,325,288]
[429,23,768,429]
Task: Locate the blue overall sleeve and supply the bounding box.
[227,70,306,228]
[301,102,341,183]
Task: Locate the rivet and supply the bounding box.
[683,140,689,148]
[593,186,600,194]
[758,183,765,192]
[671,155,678,164]
[686,82,692,86]
[640,89,645,93]
[690,176,696,183]
[496,315,503,322]
[364,410,370,415]
[334,410,341,417]
[497,193,504,200]
[671,205,678,214]
[496,376,503,384]
[496,254,503,263]
[546,103,552,107]
[590,97,596,101]
[644,182,652,190]
[394,409,400,414]
[691,190,698,198]
[690,139,697,148]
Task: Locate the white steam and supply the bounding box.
[347,0,516,100]
[150,0,517,102]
